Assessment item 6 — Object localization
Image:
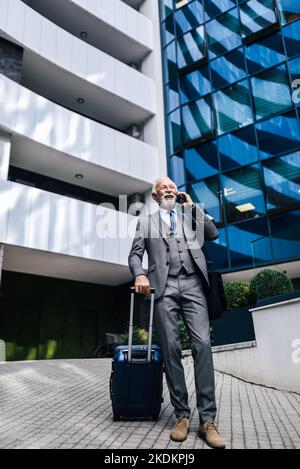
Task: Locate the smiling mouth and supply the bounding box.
[165,195,175,199]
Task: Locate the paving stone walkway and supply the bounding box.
[0,358,299,449]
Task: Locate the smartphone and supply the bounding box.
[177,194,186,205]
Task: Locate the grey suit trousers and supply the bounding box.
[154,271,217,423]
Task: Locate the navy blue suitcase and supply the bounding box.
[110,287,163,421]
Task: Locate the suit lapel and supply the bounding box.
[177,206,198,249]
[177,205,188,240]
[152,211,169,246]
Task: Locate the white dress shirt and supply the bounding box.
[159,207,177,229]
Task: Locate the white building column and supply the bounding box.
[0,244,4,292]
[0,245,5,358]
[0,132,11,181]
[140,0,168,212]
[141,0,167,172]
[0,133,10,291]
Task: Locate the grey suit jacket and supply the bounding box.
[128,204,219,300]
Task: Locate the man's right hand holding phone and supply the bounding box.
[134,275,151,295]
[176,191,194,210]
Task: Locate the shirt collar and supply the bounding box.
[159,207,176,216]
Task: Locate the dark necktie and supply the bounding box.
[169,210,176,233]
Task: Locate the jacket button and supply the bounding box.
[166,262,169,266]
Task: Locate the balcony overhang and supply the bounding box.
[3,245,132,286]
[122,0,145,10]
[0,180,148,285]
[9,134,152,197]
[21,49,154,131]
[22,0,152,65]
[0,75,160,195]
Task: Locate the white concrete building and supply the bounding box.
[0,0,167,360]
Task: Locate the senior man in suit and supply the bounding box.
[128,177,225,449]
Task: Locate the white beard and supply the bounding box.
[159,196,177,211]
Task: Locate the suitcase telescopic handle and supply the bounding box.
[128,287,155,363]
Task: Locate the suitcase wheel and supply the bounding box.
[152,414,160,422]
[113,413,121,422]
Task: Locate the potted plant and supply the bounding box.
[211,281,256,347]
[250,269,295,307]
[224,281,256,310]
[244,270,300,392]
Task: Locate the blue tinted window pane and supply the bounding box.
[180,66,211,104]
[166,80,180,113]
[205,228,229,270]
[214,79,253,135]
[161,0,174,20]
[289,55,300,79]
[175,0,204,36]
[288,56,300,106]
[283,20,300,58]
[251,65,292,120]
[245,32,285,74]
[177,26,206,69]
[162,15,175,47]
[185,141,219,181]
[210,48,246,89]
[256,111,300,158]
[223,164,266,223]
[240,0,278,38]
[219,126,258,171]
[178,184,187,193]
[277,0,300,25]
[169,154,186,187]
[167,109,182,155]
[182,96,214,143]
[189,177,222,223]
[164,41,177,83]
[270,210,300,262]
[204,0,237,21]
[263,152,300,212]
[206,8,242,60]
[228,219,270,267]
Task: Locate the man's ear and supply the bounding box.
[152,193,159,203]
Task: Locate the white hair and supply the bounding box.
[152,177,177,195]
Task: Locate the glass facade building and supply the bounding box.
[160,0,300,273]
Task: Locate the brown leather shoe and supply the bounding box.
[199,422,226,449]
[170,417,190,442]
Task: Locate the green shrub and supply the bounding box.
[122,327,149,345]
[123,323,191,350]
[250,269,294,301]
[224,281,255,309]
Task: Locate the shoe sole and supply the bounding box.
[199,432,226,450]
[170,429,189,443]
[170,436,188,442]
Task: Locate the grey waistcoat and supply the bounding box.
[161,215,198,277]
